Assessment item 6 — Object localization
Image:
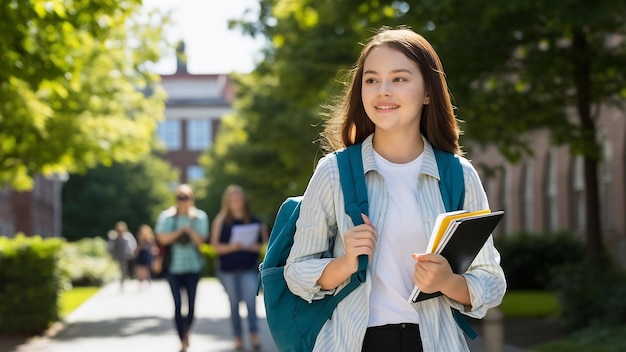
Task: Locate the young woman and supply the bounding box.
[155,184,209,352]
[211,185,268,351]
[133,224,157,288]
[284,27,506,352]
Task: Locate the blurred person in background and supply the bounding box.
[107,221,137,291]
[134,224,158,289]
[211,185,268,351]
[155,184,209,352]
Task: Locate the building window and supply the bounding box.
[157,120,182,150]
[545,150,558,232]
[522,161,534,232]
[573,156,586,233]
[187,120,212,151]
[599,134,613,229]
[187,165,204,182]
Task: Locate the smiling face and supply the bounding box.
[361,45,429,136]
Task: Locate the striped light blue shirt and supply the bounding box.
[285,134,506,352]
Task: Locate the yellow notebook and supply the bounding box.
[426,209,491,253]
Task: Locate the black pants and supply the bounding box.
[362,323,424,352]
[166,272,201,342]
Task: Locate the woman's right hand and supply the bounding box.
[317,214,377,290]
[340,214,377,272]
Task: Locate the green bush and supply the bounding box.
[58,237,118,287]
[0,235,64,334]
[551,264,626,331]
[495,232,585,290]
[199,243,218,277]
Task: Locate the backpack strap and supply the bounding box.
[316,144,369,322]
[336,144,369,281]
[433,147,465,212]
[433,147,479,341]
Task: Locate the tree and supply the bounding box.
[61,154,177,241]
[211,0,626,268]
[195,73,321,222]
[0,0,169,190]
[415,0,626,269]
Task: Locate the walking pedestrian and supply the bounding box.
[211,185,268,351]
[155,184,209,352]
[134,224,157,289]
[107,221,137,291]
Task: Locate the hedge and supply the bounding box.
[0,235,64,334]
[495,231,585,290]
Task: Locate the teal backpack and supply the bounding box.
[259,144,476,352]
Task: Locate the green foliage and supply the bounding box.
[220,0,625,269]
[0,235,64,333]
[532,325,626,352]
[196,73,323,224]
[58,237,118,287]
[198,244,217,277]
[551,264,626,331]
[500,291,560,319]
[0,0,170,190]
[61,155,177,241]
[495,232,585,290]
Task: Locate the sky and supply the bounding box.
[142,0,266,75]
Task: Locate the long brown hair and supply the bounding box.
[322,26,462,155]
[218,185,253,225]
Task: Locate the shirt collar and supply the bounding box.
[360,133,440,181]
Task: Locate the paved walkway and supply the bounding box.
[3,279,527,352]
[8,279,277,352]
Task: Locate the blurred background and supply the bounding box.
[1,0,625,351]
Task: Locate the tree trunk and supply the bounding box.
[573,30,605,270]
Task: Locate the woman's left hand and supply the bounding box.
[412,253,455,294]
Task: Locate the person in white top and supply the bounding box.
[285,26,506,352]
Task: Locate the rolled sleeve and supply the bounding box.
[446,159,506,317]
[285,155,341,302]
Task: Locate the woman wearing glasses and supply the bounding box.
[155,184,209,352]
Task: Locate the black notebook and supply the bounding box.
[409,210,504,303]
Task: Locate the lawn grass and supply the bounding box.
[59,287,100,318]
[500,290,560,318]
[531,325,626,352]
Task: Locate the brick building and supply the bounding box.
[156,43,234,183]
[468,105,626,267]
[0,174,65,237]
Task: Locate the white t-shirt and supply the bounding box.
[368,150,427,327]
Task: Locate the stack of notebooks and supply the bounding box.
[408,209,504,303]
